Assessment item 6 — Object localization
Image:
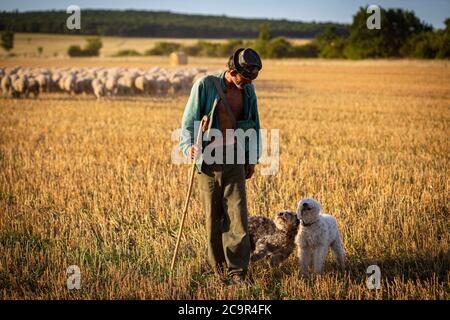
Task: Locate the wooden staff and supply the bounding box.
[170,115,208,272]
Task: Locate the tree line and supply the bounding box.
[142,7,450,60]
[2,8,448,59]
[0,9,346,39]
[315,7,450,59]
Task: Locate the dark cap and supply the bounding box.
[232,48,262,80]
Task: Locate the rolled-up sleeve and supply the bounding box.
[179,79,204,157]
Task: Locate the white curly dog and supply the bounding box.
[295,198,345,276]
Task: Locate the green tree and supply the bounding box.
[258,24,272,42]
[266,37,291,58]
[145,42,181,55]
[113,49,141,57]
[0,10,347,39]
[344,7,431,59]
[68,37,103,57]
[253,24,274,58]
[315,26,347,58]
[1,30,14,51]
[445,18,450,30]
[195,41,221,57]
[84,37,102,56]
[400,18,450,59]
[67,45,84,57]
[251,40,268,58]
[436,18,450,58]
[400,32,439,58]
[289,43,319,58]
[217,39,244,57]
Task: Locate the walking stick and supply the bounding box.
[170,115,208,272]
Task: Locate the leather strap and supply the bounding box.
[212,77,237,129]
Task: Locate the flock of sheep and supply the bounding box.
[0,66,213,99]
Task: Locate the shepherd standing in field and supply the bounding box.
[180,48,263,285]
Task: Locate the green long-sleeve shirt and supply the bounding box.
[179,71,262,172]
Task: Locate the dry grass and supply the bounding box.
[0,57,449,299]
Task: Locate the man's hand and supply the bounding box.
[245,164,255,179]
[190,144,199,160]
[190,116,209,160]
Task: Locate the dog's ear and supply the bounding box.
[287,210,298,222]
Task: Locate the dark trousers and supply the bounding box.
[197,161,250,276]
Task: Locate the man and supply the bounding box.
[179,48,262,284]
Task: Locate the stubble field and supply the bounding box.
[0,56,449,299]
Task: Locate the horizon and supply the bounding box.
[0,0,449,29]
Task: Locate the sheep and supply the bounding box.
[35,74,50,93]
[117,74,137,96]
[74,77,93,95]
[11,75,28,98]
[145,74,159,95]
[50,72,62,92]
[63,74,76,94]
[105,76,118,96]
[0,66,210,99]
[154,76,170,95]
[26,77,40,98]
[92,78,106,100]
[134,75,149,95]
[1,75,11,96]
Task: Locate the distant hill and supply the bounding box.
[0,10,348,39]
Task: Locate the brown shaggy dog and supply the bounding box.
[248,210,300,266]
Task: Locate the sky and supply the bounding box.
[1,0,449,29]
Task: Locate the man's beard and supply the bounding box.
[231,77,244,90]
